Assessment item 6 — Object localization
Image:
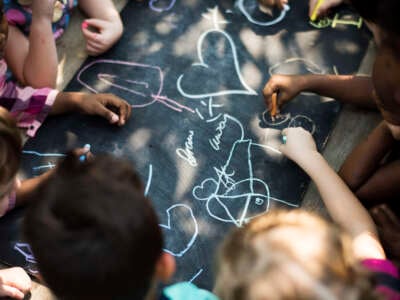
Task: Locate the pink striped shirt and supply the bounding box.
[0,59,58,137]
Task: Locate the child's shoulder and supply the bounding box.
[160,282,218,300]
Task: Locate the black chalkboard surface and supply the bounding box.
[0,0,370,290]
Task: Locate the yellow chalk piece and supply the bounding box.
[310,0,324,21]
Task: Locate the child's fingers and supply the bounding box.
[84,18,109,31]
[262,83,277,111]
[0,285,25,299]
[105,95,132,126]
[86,43,102,56]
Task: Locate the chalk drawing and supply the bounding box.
[177,29,257,99]
[77,59,194,113]
[193,115,297,227]
[269,57,325,76]
[237,0,290,26]
[22,150,65,157]
[32,162,56,171]
[149,0,176,12]
[14,243,38,274]
[189,268,204,283]
[176,130,198,167]
[209,114,244,151]
[201,7,230,30]
[262,110,317,135]
[160,204,198,257]
[144,164,153,197]
[288,115,316,135]
[310,13,363,29]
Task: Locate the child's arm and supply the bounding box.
[0,267,31,300]
[50,92,132,126]
[280,127,385,260]
[263,75,376,112]
[78,0,123,56]
[4,0,58,88]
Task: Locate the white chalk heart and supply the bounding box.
[177,29,257,99]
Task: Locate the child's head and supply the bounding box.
[349,0,400,137]
[24,154,175,300]
[214,210,378,300]
[0,107,21,215]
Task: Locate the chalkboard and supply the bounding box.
[0,0,370,290]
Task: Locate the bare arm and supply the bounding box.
[263,75,376,111]
[4,1,58,88]
[16,170,53,206]
[281,128,385,260]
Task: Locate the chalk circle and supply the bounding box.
[255,197,264,205]
[287,115,316,135]
[237,0,290,26]
[149,0,176,12]
[262,110,291,126]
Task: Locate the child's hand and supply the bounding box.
[309,0,344,19]
[0,267,31,299]
[263,75,306,112]
[31,0,57,20]
[280,127,317,163]
[258,0,288,10]
[81,18,123,56]
[77,93,132,126]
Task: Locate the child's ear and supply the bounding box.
[154,253,176,283]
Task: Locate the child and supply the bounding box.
[4,0,123,87]
[215,127,399,300]
[23,154,217,300]
[0,0,131,134]
[262,0,400,261]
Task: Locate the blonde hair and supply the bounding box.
[214,210,379,300]
[0,107,21,187]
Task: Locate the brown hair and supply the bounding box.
[24,153,163,300]
[215,210,379,300]
[0,107,21,188]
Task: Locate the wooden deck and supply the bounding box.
[8,1,381,298]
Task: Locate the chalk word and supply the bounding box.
[14,243,39,274]
[149,0,176,12]
[144,164,153,197]
[160,204,198,257]
[177,29,257,99]
[77,60,194,113]
[310,13,363,29]
[209,114,244,151]
[262,111,317,135]
[176,130,197,167]
[237,0,290,26]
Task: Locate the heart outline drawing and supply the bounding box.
[159,204,198,257]
[177,29,258,99]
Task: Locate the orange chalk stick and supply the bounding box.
[270,92,278,118]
